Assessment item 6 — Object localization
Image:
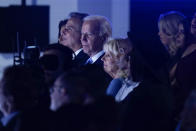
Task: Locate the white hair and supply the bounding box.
[84,15,112,39]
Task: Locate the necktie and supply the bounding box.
[85,58,93,65]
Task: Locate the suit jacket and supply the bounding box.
[7,108,55,131]
[119,78,173,131]
[74,50,89,67]
[53,104,85,131]
[93,53,104,68]
[173,50,196,120]
[19,107,55,131]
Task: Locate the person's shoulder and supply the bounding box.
[182,44,196,58]
[93,56,103,66]
[74,50,89,66]
[76,50,89,59]
[110,78,123,84]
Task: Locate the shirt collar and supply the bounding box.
[115,79,140,102]
[1,112,20,126]
[90,50,104,64]
[73,48,83,59]
[74,48,83,56]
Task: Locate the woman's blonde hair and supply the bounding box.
[158,11,186,56]
[103,38,132,57]
[103,38,132,78]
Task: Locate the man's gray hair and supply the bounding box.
[84,15,112,39]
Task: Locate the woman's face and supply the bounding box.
[175,24,185,46]
[158,24,185,49]
[158,29,173,47]
[101,52,119,78]
[191,13,196,36]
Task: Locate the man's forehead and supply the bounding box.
[84,20,99,26]
[83,20,100,32]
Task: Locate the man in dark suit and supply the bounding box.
[59,12,89,67]
[81,15,112,67]
[0,66,33,131]
[49,70,89,131]
[80,15,113,98]
[40,43,74,88]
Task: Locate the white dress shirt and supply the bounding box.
[115,78,140,102]
[73,48,83,59]
[90,50,104,64]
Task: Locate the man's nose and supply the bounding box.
[81,34,87,41]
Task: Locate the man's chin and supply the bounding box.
[59,41,68,46]
[50,103,58,111]
[83,49,90,55]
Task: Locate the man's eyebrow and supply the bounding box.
[65,25,72,28]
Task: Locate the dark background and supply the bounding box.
[0,6,49,52]
[129,0,196,66]
[130,0,196,39]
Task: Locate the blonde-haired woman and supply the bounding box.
[158,11,186,56]
[102,38,173,131]
[158,11,187,86]
[102,38,132,78]
[191,12,196,42]
[101,38,140,101]
[158,11,196,122]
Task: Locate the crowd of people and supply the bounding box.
[0,11,195,131]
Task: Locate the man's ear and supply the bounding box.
[101,33,109,43]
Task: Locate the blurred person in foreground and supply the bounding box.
[39,43,74,87]
[0,65,54,131]
[49,70,87,130]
